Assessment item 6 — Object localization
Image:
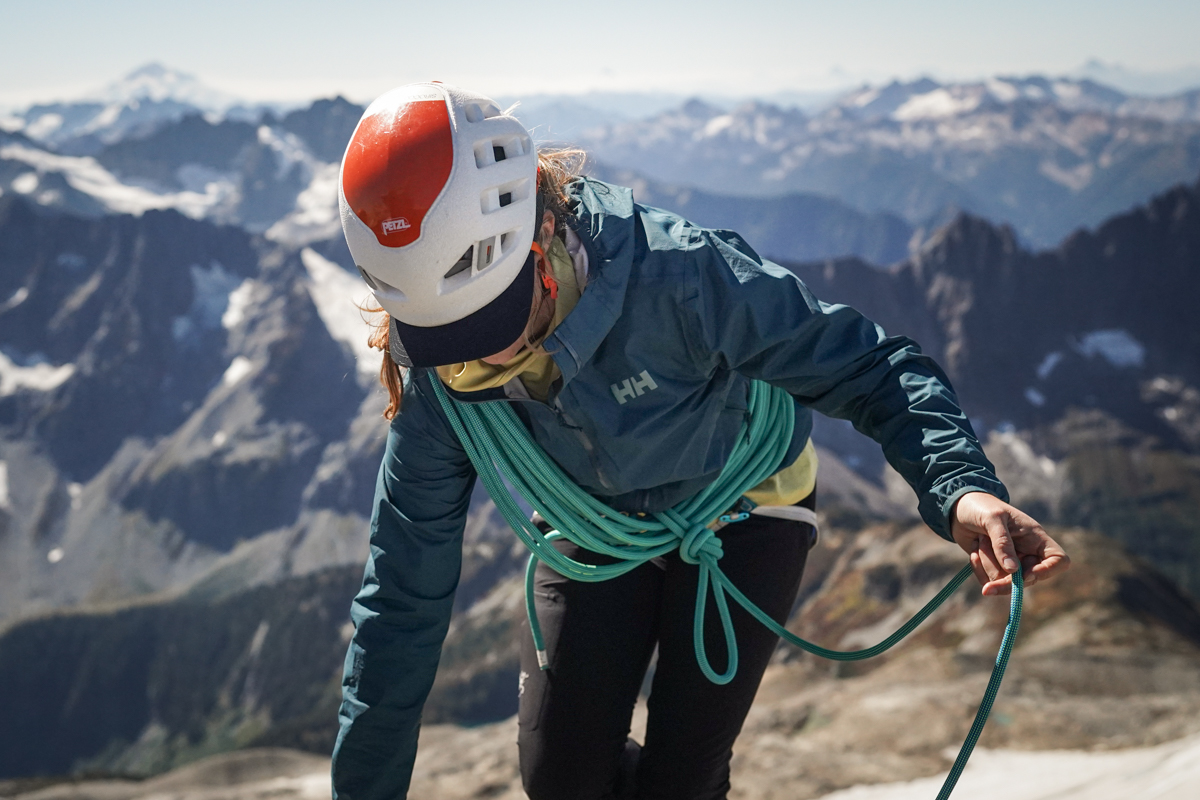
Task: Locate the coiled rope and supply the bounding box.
[430,377,1022,798]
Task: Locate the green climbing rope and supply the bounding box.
[429,376,1022,798]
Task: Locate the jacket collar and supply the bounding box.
[545,178,637,386]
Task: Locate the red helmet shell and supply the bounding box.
[341,92,453,248]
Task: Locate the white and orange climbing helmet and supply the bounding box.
[339,82,539,367]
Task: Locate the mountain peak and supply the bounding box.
[89,62,239,110]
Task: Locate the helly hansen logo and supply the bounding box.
[382,217,411,234]
[611,370,659,404]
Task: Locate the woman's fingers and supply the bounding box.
[1012,518,1072,585]
[951,493,1072,594]
[974,533,1014,596]
[1030,552,1070,581]
[969,549,991,588]
[981,511,1019,574]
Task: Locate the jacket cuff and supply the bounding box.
[922,478,1009,541]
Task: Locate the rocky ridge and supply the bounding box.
[574,78,1200,247]
[407,524,1200,799]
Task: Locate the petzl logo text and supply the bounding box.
[382,217,411,234]
[611,370,658,405]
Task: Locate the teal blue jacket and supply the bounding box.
[331,179,1007,799]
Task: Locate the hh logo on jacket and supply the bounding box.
[611,370,659,404]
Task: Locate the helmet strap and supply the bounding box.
[529,242,558,299]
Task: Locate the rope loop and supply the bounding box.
[679,523,722,565]
[428,375,1021,799]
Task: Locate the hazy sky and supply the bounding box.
[2,0,1198,106]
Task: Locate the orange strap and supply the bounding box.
[530,242,558,299]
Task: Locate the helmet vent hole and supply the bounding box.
[356,265,379,291]
[464,103,500,123]
[358,266,406,300]
[444,247,474,280]
[474,135,530,168]
[477,237,496,270]
[480,178,531,214]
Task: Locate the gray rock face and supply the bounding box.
[590,164,916,266]
[0,196,383,624]
[790,177,1200,444]
[0,567,363,778]
[790,178,1200,598]
[0,198,260,479]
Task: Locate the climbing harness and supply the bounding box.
[430,377,1023,799]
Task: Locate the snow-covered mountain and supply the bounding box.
[833,75,1200,122]
[574,77,1200,247]
[5,67,1199,256]
[1,64,259,155]
[0,96,359,244]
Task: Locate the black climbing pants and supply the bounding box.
[517,493,816,800]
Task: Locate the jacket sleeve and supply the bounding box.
[331,368,476,800]
[684,229,1007,540]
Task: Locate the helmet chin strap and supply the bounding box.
[529,242,558,299]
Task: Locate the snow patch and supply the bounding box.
[0,461,8,509]
[1024,387,1046,407]
[175,163,236,195]
[24,113,64,140]
[1039,159,1094,191]
[0,350,75,396]
[67,482,83,510]
[1035,351,1063,380]
[221,356,254,387]
[702,115,735,137]
[1076,329,1145,368]
[257,125,315,180]
[817,732,1200,800]
[1052,81,1083,101]
[173,262,243,347]
[265,162,341,246]
[1,286,28,312]
[47,547,64,564]
[300,248,378,379]
[985,79,1020,103]
[190,262,242,329]
[893,89,981,121]
[86,102,126,134]
[12,172,38,194]
[221,279,257,330]
[852,88,881,108]
[0,143,233,218]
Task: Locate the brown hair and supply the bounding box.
[368,147,587,420]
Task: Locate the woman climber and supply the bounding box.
[329,83,1070,800]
